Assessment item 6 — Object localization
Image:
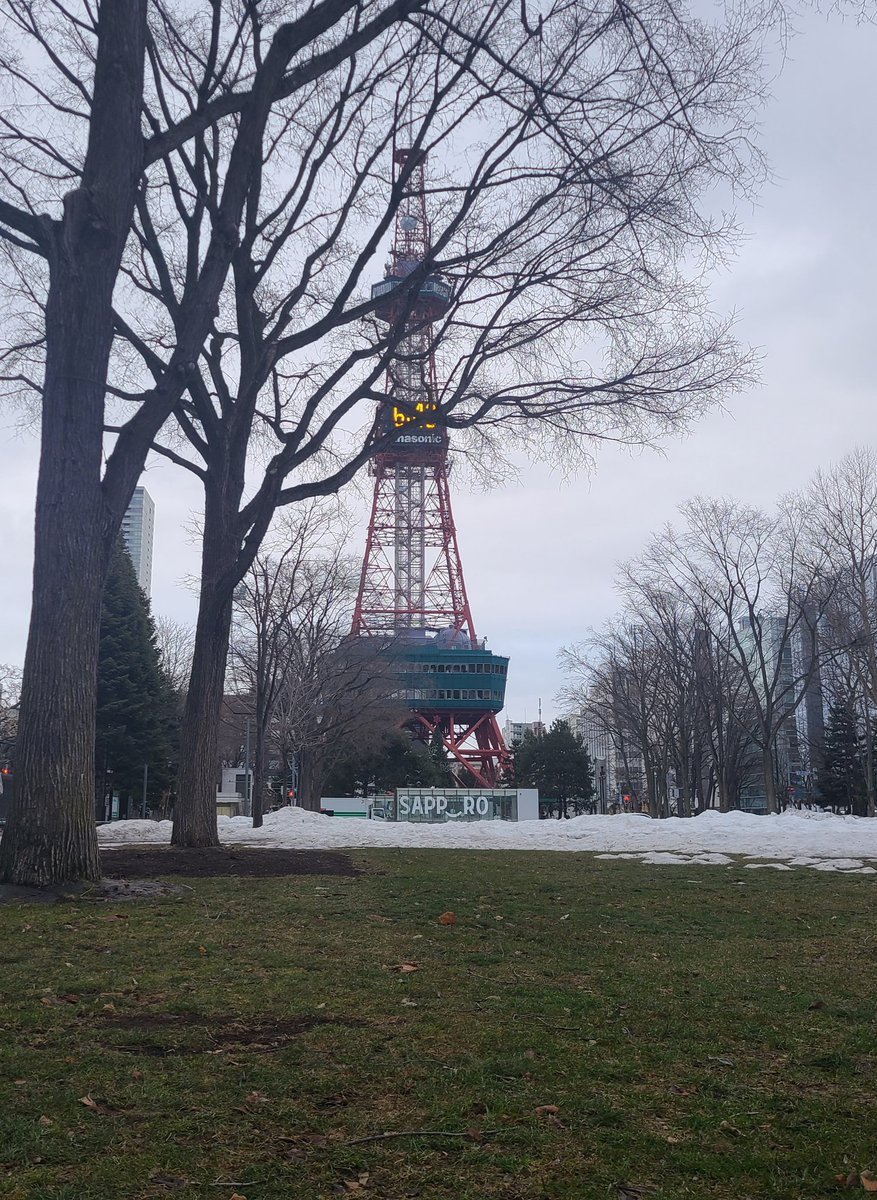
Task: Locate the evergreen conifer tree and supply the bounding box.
[514,720,595,818]
[818,702,867,816]
[428,727,453,786]
[96,540,178,816]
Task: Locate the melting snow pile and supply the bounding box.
[98,807,877,873]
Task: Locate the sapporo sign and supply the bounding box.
[385,789,520,822]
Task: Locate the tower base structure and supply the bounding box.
[409,709,510,787]
[393,637,512,786]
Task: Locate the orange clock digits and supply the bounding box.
[393,402,437,429]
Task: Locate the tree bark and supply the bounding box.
[252,710,266,829]
[298,749,326,811]
[0,1,147,886]
[172,494,240,847]
[861,701,875,818]
[762,744,779,815]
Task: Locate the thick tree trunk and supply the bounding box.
[717,764,729,813]
[0,449,105,884]
[172,513,239,846]
[762,745,779,815]
[298,749,325,811]
[645,762,659,818]
[173,588,234,847]
[0,2,147,887]
[173,466,247,848]
[252,717,266,829]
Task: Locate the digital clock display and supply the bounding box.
[379,399,446,452]
[392,401,437,429]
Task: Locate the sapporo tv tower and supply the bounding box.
[351,143,512,786]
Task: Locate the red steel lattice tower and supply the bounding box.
[352,146,511,786]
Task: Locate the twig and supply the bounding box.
[211,1182,261,1188]
[534,1016,580,1033]
[341,1128,503,1146]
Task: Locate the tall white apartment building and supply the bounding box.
[503,719,545,746]
[121,486,155,596]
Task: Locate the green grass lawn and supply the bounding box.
[1,851,875,1200]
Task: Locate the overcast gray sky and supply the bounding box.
[2,7,876,726]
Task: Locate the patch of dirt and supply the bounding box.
[0,878,186,904]
[0,848,357,903]
[100,846,358,879]
[100,1011,363,1056]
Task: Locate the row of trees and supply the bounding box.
[0,0,772,883]
[561,447,877,817]
[225,503,408,821]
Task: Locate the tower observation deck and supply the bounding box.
[351,146,512,786]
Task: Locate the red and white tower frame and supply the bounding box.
[352,146,511,786]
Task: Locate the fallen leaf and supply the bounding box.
[131,1069,143,1080]
[400,998,418,1007]
[387,962,420,973]
[437,911,457,926]
[861,1172,877,1193]
[198,946,207,955]
[102,1002,117,1013]
[78,1095,99,1111]
[59,993,80,1004]
[535,1104,560,1116]
[38,1116,53,1126]
[245,1091,269,1105]
[228,1194,247,1200]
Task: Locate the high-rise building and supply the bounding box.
[735,614,804,805]
[121,486,155,595]
[503,720,545,746]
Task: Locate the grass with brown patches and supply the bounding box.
[1,849,875,1199]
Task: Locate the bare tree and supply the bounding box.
[691,619,761,811]
[0,0,442,884]
[0,664,21,756]
[562,619,668,816]
[563,495,834,818]
[127,0,772,846]
[229,502,356,826]
[799,446,877,816]
[153,617,195,697]
[650,498,831,814]
[271,609,398,812]
[616,575,707,816]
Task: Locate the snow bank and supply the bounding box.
[96,806,877,873]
